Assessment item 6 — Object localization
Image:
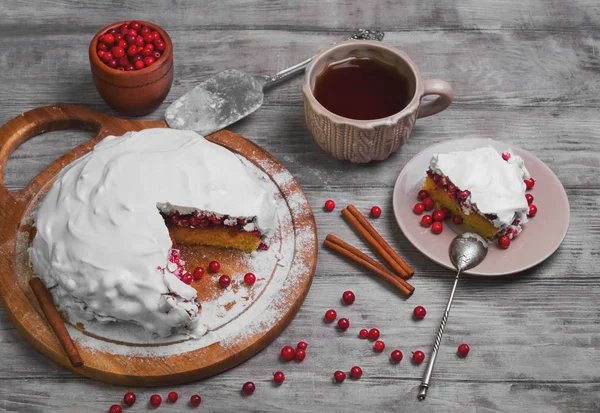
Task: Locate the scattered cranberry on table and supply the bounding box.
[525,193,534,204]
[109,405,122,413]
[528,204,538,217]
[350,366,363,379]
[123,392,136,406]
[413,202,425,215]
[208,260,221,273]
[457,343,470,357]
[218,275,231,288]
[368,328,380,341]
[337,318,350,331]
[342,290,355,305]
[432,209,445,222]
[167,391,178,403]
[324,199,336,212]
[281,345,296,361]
[374,340,385,352]
[420,215,433,228]
[502,152,511,161]
[417,190,429,200]
[413,305,427,320]
[498,235,511,249]
[524,177,536,190]
[150,394,162,408]
[244,272,256,286]
[452,215,463,225]
[297,341,308,350]
[431,221,444,234]
[193,266,205,280]
[412,350,425,364]
[369,206,382,218]
[273,371,285,384]
[242,381,256,395]
[190,394,202,407]
[181,272,194,284]
[295,348,306,361]
[422,197,435,211]
[391,350,403,363]
[334,370,346,383]
[359,329,369,339]
[96,21,165,70]
[324,309,337,322]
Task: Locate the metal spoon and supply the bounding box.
[417,232,488,401]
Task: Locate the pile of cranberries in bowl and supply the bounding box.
[95,21,167,71]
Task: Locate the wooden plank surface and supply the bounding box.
[0,0,599,412]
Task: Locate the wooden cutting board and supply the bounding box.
[0,105,317,386]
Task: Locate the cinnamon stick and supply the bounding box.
[29,277,83,367]
[324,236,414,298]
[344,205,415,278]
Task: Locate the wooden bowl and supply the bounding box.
[89,21,173,117]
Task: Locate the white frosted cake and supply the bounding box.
[29,128,277,337]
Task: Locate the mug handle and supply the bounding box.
[417,79,454,119]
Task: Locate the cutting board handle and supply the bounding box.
[0,104,165,208]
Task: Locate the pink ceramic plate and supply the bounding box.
[392,138,570,276]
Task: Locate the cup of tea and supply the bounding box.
[303,40,453,163]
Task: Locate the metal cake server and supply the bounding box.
[418,233,489,401]
[164,29,384,136]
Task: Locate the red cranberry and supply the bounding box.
[273,371,285,384]
[97,43,108,51]
[168,391,178,403]
[432,209,445,222]
[101,51,113,62]
[422,197,435,211]
[218,275,231,288]
[324,199,335,211]
[123,392,136,406]
[337,318,350,331]
[131,54,143,63]
[127,45,138,56]
[153,51,161,60]
[324,309,337,322]
[524,177,535,190]
[431,221,443,234]
[525,193,534,204]
[441,207,451,218]
[126,34,137,45]
[417,190,429,200]
[342,290,355,305]
[141,26,151,36]
[208,261,221,273]
[370,206,382,218]
[155,40,166,51]
[143,32,154,43]
[457,343,470,357]
[502,152,511,161]
[135,35,145,47]
[368,328,380,341]
[295,348,306,361]
[297,341,308,350]
[181,272,194,285]
[103,33,115,44]
[334,370,346,383]
[150,31,160,41]
[420,215,433,227]
[412,350,425,364]
[150,394,162,408]
[130,21,141,31]
[108,59,118,69]
[350,366,362,379]
[109,405,122,413]
[190,394,202,407]
[118,57,129,67]
[498,235,511,249]
[413,305,427,319]
[413,203,425,215]
[391,350,403,363]
[374,340,385,352]
[359,329,369,339]
[458,190,470,200]
[134,60,145,70]
[193,267,205,280]
[97,50,106,59]
[108,28,117,35]
[118,39,128,49]
[146,43,155,52]
[452,215,463,225]
[125,63,135,71]
[143,56,155,66]
[242,381,256,395]
[119,23,129,34]
[281,345,296,361]
[141,46,153,57]
[528,204,538,217]
[243,272,256,286]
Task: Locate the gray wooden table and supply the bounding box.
[1,1,599,412]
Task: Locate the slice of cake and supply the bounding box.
[422,146,530,240]
[29,128,277,337]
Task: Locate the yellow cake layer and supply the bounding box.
[422,175,499,239]
[168,225,261,253]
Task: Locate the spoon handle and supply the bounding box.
[262,28,385,89]
[418,269,461,401]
